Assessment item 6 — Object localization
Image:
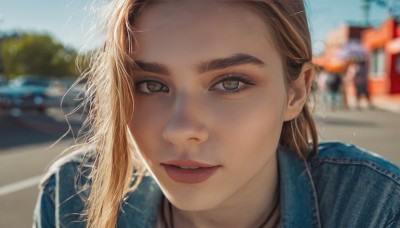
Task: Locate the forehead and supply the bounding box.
[136,1,263,24]
[132,1,280,66]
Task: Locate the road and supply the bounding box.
[0,106,399,228]
[0,107,83,228]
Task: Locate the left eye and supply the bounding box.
[211,76,253,93]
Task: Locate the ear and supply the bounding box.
[284,62,315,121]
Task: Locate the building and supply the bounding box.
[314,18,400,96]
[362,18,400,95]
[313,24,369,73]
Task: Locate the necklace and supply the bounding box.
[161,195,174,228]
[161,195,279,228]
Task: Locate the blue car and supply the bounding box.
[0,76,62,117]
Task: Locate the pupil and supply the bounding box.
[147,82,162,92]
[222,80,239,90]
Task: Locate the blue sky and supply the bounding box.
[0,0,391,54]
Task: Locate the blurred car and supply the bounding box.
[0,76,63,117]
[62,78,88,108]
[0,76,7,87]
[0,78,7,87]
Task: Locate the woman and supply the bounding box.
[34,1,400,227]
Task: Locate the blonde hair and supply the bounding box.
[77,0,318,227]
[79,1,145,227]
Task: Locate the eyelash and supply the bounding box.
[133,74,254,95]
[134,79,169,95]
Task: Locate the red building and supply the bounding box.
[362,18,400,95]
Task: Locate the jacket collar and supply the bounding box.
[277,147,322,228]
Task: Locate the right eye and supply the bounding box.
[135,80,169,94]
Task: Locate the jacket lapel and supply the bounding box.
[278,147,322,228]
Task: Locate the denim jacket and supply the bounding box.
[33,142,400,227]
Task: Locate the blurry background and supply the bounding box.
[0,0,400,227]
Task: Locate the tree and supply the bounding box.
[0,31,21,75]
[1,32,78,79]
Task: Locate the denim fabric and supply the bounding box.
[33,142,400,227]
[310,143,400,228]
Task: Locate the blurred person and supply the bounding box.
[316,68,330,109]
[351,60,373,109]
[325,72,343,111]
[33,1,400,228]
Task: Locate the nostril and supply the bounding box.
[162,99,209,145]
[162,123,209,146]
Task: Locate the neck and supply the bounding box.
[170,157,280,228]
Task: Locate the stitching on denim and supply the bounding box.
[36,191,43,228]
[312,158,400,185]
[55,170,60,228]
[303,158,322,228]
[385,207,400,227]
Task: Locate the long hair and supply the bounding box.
[79,0,318,227]
[244,1,318,158]
[79,1,146,227]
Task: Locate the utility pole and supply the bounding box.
[365,0,400,23]
[362,0,373,26]
[0,14,4,74]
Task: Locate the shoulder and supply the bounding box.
[34,145,95,228]
[36,145,162,227]
[39,144,95,192]
[312,141,400,183]
[39,144,95,208]
[310,141,400,227]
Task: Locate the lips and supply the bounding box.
[162,160,220,184]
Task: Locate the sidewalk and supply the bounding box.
[314,92,400,113]
[372,94,400,113]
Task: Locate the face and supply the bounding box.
[129,2,294,211]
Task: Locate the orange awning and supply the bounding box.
[313,55,347,73]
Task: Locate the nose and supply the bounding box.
[162,94,209,148]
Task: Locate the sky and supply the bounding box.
[0,0,391,54]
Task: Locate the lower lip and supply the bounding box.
[163,165,219,184]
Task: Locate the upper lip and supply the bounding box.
[162,160,219,168]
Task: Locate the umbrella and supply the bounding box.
[323,58,348,73]
[313,52,347,73]
[336,41,369,62]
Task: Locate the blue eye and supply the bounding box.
[211,75,254,93]
[135,80,169,94]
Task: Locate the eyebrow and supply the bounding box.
[197,53,266,74]
[133,53,266,75]
[133,61,170,75]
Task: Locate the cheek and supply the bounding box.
[220,107,283,152]
[211,87,287,165]
[129,98,168,164]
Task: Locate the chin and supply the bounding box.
[159,183,224,211]
[170,195,220,211]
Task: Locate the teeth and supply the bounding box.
[179,166,199,169]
